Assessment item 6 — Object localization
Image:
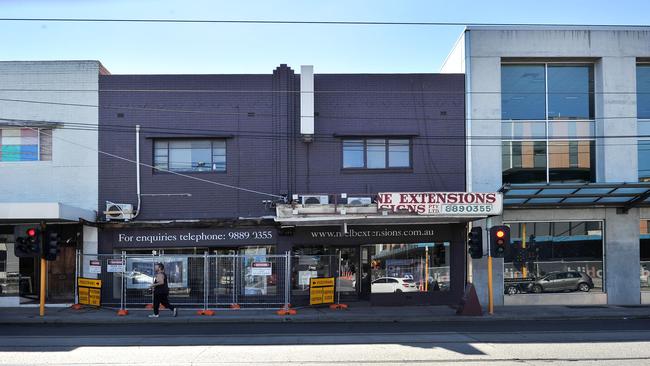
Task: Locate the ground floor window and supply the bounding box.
[291,242,450,298]
[504,221,603,296]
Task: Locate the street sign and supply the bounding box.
[309,277,335,306]
[77,277,102,307]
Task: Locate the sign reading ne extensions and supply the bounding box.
[377,192,503,216]
[105,226,276,248]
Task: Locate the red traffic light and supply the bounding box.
[26,228,37,237]
[496,230,505,238]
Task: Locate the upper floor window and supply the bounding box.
[501,63,595,184]
[342,138,411,169]
[0,128,52,162]
[502,64,594,122]
[638,64,650,120]
[154,139,226,172]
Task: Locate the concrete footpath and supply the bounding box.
[2,303,650,324]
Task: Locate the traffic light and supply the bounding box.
[467,227,483,259]
[13,226,41,257]
[490,226,510,258]
[43,231,61,261]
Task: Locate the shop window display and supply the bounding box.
[504,221,603,296]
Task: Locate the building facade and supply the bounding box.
[0,61,107,305]
[97,65,469,306]
[442,26,650,306]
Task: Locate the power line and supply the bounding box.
[19,127,285,199]
[1,87,650,95]
[5,118,650,144]
[1,97,649,123]
[1,18,648,27]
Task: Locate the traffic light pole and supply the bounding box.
[487,253,494,315]
[39,221,46,317]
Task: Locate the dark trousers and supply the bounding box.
[153,293,174,315]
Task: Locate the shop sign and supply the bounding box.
[107,259,126,273]
[106,226,276,248]
[77,277,102,307]
[251,262,272,276]
[377,192,503,216]
[309,277,335,306]
[89,260,101,274]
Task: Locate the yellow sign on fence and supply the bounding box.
[309,277,335,306]
[78,277,102,289]
[78,277,102,306]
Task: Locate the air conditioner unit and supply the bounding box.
[347,197,373,206]
[301,195,329,205]
[105,203,134,221]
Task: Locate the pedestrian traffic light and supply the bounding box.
[490,226,510,258]
[13,226,41,257]
[467,227,483,259]
[43,231,61,261]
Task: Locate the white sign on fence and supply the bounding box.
[89,260,102,274]
[251,262,272,276]
[107,259,126,273]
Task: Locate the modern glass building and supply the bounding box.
[442,26,650,306]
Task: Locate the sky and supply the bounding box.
[1,0,649,74]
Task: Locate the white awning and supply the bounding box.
[275,204,487,226]
[0,202,95,222]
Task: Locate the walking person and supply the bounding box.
[148,262,177,318]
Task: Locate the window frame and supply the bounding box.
[501,62,597,184]
[638,63,650,182]
[341,137,412,171]
[153,138,227,174]
[0,127,49,163]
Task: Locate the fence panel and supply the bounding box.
[208,254,289,309]
[77,252,125,308]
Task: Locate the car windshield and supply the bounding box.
[402,279,414,283]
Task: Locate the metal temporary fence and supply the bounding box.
[207,254,290,309]
[76,252,291,310]
[75,252,125,308]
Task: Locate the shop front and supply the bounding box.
[285,224,465,306]
[96,223,282,308]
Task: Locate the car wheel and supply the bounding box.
[531,285,543,293]
[395,289,403,293]
[506,286,518,295]
[578,283,590,292]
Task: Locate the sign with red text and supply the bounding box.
[377,192,503,216]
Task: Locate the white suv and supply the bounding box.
[371,277,419,293]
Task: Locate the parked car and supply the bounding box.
[529,271,594,293]
[371,277,419,293]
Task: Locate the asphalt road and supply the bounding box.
[1,319,650,365]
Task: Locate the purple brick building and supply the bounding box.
[98,65,467,306]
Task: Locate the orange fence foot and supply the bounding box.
[230,304,241,310]
[276,307,297,316]
[329,304,349,310]
[70,304,83,310]
[117,309,129,316]
[196,310,205,316]
[203,310,215,316]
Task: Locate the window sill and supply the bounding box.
[153,170,227,175]
[341,168,413,174]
